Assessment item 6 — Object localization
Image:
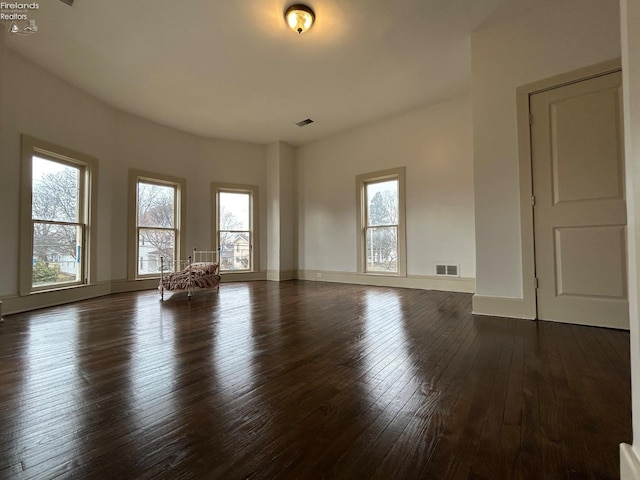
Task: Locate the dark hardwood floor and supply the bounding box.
[0,281,631,479]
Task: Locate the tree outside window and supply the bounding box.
[365,180,399,273]
[356,167,406,276]
[136,181,177,276]
[20,136,98,295]
[31,156,84,288]
[212,183,259,274]
[218,191,251,271]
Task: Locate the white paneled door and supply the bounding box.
[531,71,628,329]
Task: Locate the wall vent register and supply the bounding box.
[435,264,459,277]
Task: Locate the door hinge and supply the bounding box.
[531,195,536,207]
[534,277,539,289]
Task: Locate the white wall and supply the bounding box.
[296,95,475,282]
[620,0,640,475]
[1,47,117,293]
[0,47,267,306]
[279,143,296,273]
[266,141,297,280]
[471,0,621,305]
[266,142,282,275]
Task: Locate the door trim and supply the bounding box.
[516,59,622,320]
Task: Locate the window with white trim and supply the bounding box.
[212,183,258,273]
[357,167,406,275]
[129,171,185,279]
[20,135,98,294]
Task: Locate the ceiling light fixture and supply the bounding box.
[285,4,315,34]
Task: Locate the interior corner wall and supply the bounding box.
[621,0,640,473]
[471,0,621,306]
[296,95,475,284]
[0,47,267,309]
[266,141,296,281]
[266,142,282,278]
[278,142,296,274]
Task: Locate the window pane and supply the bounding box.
[138,228,175,275]
[366,226,398,273]
[220,192,250,230]
[366,180,398,226]
[137,182,175,228]
[219,231,251,271]
[32,156,80,222]
[32,222,82,287]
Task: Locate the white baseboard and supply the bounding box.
[1,282,112,316]
[0,271,271,317]
[267,269,297,282]
[296,269,475,293]
[621,443,640,479]
[111,278,159,293]
[220,271,266,282]
[472,294,535,319]
[1,269,471,317]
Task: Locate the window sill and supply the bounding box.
[26,282,91,296]
[362,272,406,277]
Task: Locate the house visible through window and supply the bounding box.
[20,135,98,294]
[219,191,251,271]
[357,167,406,276]
[31,157,84,288]
[135,180,179,277]
[212,183,258,273]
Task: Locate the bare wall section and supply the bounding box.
[296,95,475,286]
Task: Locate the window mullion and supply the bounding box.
[33,219,83,227]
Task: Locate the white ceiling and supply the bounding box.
[5,0,538,145]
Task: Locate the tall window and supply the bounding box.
[20,135,98,294]
[357,167,406,276]
[129,171,186,279]
[212,183,258,273]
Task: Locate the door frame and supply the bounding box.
[516,59,622,320]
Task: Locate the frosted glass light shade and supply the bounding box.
[285,4,315,34]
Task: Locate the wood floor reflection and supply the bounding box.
[0,281,631,479]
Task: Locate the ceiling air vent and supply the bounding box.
[296,118,314,127]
